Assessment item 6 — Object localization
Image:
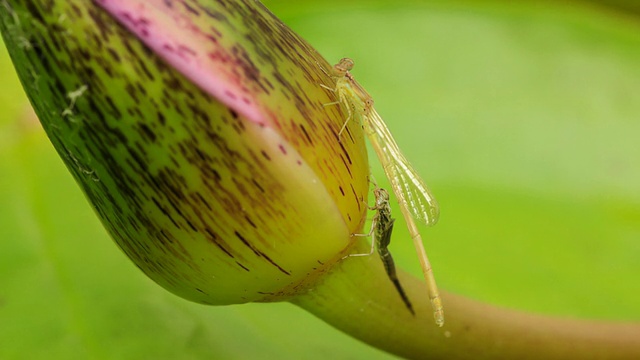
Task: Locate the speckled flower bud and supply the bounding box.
[0,0,368,305]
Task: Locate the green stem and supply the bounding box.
[293,241,640,359]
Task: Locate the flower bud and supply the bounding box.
[0,0,369,305]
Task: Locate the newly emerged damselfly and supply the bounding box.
[322,58,444,326]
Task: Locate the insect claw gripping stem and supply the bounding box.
[321,91,352,138]
[344,223,376,259]
[337,114,351,138]
[343,197,378,259]
[319,83,335,92]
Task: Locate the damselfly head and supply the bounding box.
[373,188,390,206]
[332,58,355,76]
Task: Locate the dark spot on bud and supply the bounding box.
[224,90,237,100]
[236,262,250,271]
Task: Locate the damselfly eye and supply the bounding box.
[334,58,354,75]
[339,58,354,71]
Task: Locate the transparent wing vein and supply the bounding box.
[364,109,440,226]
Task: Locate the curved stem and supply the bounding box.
[292,241,640,359]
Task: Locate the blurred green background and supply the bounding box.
[1,1,639,359]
